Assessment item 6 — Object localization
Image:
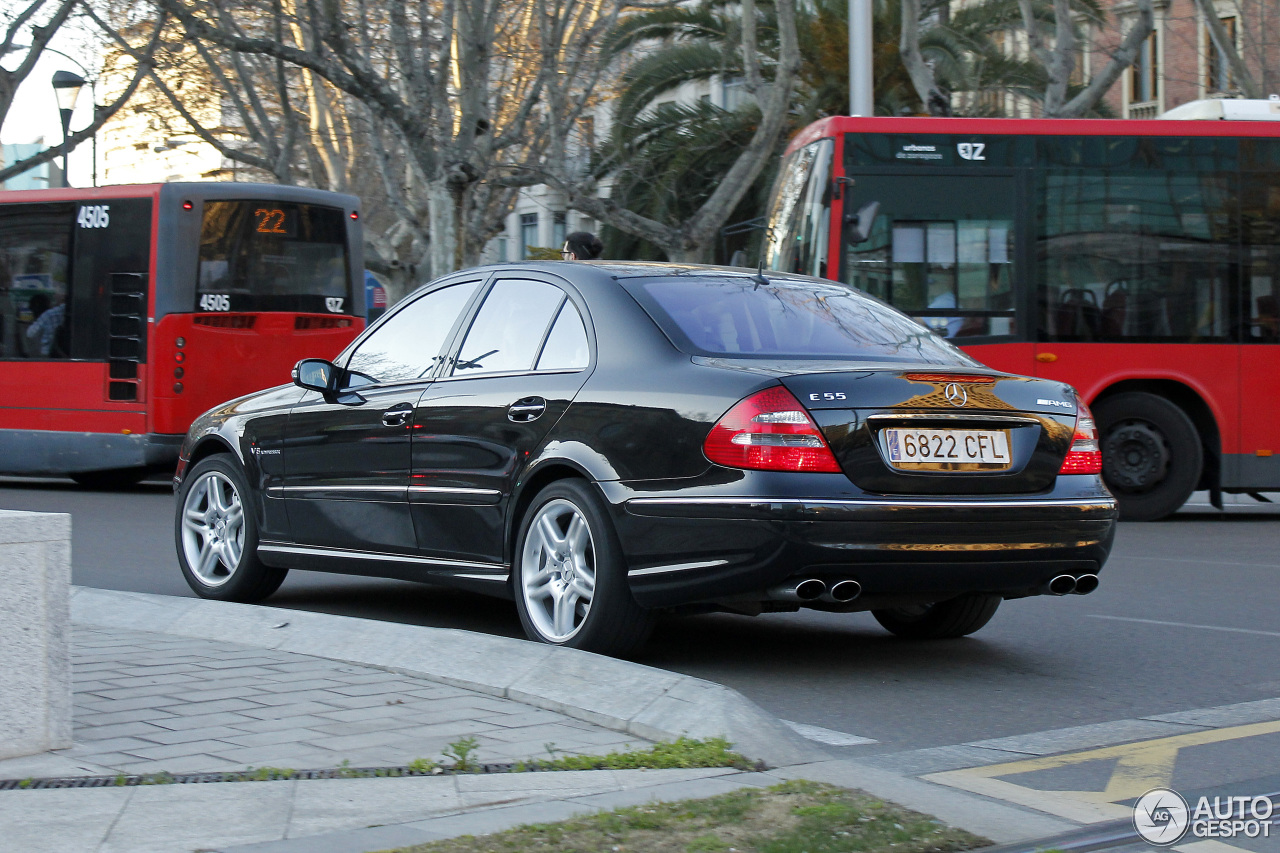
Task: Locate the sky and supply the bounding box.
[2,23,101,187]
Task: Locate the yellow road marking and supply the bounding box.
[924,719,1280,824]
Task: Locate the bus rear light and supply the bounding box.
[1059,396,1102,475]
[193,314,256,329]
[182,201,193,210]
[704,386,842,473]
[173,383,184,394]
[350,211,359,220]
[174,351,185,363]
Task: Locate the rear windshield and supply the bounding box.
[197,201,350,313]
[623,275,979,364]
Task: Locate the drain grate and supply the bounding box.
[0,762,523,790]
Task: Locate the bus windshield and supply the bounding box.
[624,275,979,365]
[197,201,349,313]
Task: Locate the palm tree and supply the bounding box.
[595,0,1019,261]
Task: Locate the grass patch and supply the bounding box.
[516,737,756,773]
[378,779,988,853]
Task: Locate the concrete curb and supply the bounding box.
[70,587,828,768]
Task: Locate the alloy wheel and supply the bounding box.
[520,498,597,642]
[180,470,245,587]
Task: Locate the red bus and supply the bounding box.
[763,115,1280,519]
[0,182,364,486]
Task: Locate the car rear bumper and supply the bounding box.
[605,480,1117,609]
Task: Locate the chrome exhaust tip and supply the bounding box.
[794,579,826,601]
[828,579,862,602]
[1073,574,1100,595]
[767,578,828,602]
[1047,574,1077,596]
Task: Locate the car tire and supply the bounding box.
[1093,392,1202,521]
[872,594,1002,639]
[175,455,287,602]
[513,479,653,656]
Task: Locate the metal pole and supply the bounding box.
[849,0,874,116]
[59,108,73,188]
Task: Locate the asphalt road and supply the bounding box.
[4,477,1278,757]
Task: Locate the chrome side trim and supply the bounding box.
[628,559,730,578]
[409,486,502,497]
[627,496,1116,511]
[275,485,406,493]
[453,572,511,581]
[257,543,505,572]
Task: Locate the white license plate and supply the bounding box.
[880,428,1012,471]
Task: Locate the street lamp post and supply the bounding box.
[51,69,85,188]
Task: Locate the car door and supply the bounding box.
[408,276,593,573]
[280,278,482,554]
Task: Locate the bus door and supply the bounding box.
[837,171,1031,374]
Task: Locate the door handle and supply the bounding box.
[508,397,546,423]
[382,403,413,427]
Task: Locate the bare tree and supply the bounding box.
[0,0,165,184]
[1188,0,1262,99]
[1020,0,1153,116]
[899,0,1155,118]
[145,0,626,277]
[552,0,802,262]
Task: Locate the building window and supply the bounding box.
[520,213,537,259]
[1206,16,1236,93]
[553,212,567,250]
[1130,33,1158,104]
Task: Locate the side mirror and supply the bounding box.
[292,358,336,393]
[843,201,880,244]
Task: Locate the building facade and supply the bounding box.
[1101,0,1278,118]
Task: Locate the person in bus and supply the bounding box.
[561,231,603,261]
[25,292,67,358]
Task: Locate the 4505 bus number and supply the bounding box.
[76,205,110,229]
[199,294,231,312]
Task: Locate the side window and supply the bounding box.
[536,301,589,370]
[453,279,565,375]
[344,280,479,385]
[0,202,73,360]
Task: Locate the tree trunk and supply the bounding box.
[424,177,457,282]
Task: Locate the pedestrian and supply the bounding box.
[561,231,603,261]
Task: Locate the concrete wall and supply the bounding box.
[0,511,72,759]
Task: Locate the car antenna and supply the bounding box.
[752,261,770,291]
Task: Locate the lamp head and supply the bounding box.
[51,69,86,112]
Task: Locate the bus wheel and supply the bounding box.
[71,467,147,489]
[1094,392,1203,522]
[175,455,287,602]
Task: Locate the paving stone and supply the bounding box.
[152,712,262,731]
[238,702,344,720]
[134,726,247,746]
[78,708,181,727]
[313,705,424,723]
[76,721,177,741]
[163,698,266,717]
[121,740,247,761]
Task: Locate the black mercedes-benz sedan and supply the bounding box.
[174,262,1116,655]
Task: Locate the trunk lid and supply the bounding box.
[775,366,1079,494]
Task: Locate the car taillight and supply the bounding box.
[704,386,842,473]
[1059,395,1102,475]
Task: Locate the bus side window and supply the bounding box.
[0,202,74,360]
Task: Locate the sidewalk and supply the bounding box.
[0,588,1076,853]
